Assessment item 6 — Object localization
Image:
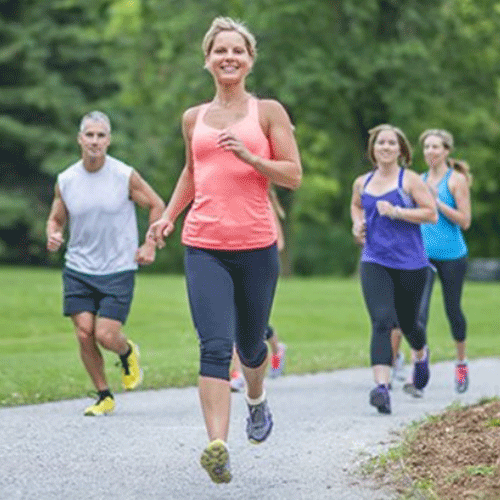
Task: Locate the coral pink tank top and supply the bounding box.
[181,97,277,250]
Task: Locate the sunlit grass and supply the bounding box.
[1,266,499,406]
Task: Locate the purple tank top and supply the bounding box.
[361,168,429,270]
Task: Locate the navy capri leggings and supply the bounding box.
[360,262,429,366]
[184,244,280,380]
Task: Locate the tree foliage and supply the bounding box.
[0,0,119,262]
[1,0,499,273]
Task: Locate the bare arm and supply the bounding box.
[129,170,165,224]
[272,206,285,252]
[217,100,302,190]
[437,171,471,230]
[377,170,438,224]
[149,108,197,247]
[129,170,165,264]
[350,175,366,245]
[46,184,67,252]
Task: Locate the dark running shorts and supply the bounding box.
[62,267,135,324]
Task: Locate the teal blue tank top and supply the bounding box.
[420,169,467,260]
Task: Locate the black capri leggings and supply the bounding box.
[360,262,429,366]
[418,257,467,342]
[184,244,279,380]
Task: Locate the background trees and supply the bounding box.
[1,0,499,274]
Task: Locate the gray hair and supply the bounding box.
[202,17,257,59]
[79,111,111,134]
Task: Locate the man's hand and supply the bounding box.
[135,242,156,265]
[47,231,65,252]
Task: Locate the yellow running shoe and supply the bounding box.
[120,340,143,390]
[84,395,115,416]
[200,439,232,484]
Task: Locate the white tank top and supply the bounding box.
[58,155,138,275]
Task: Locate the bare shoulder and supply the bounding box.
[182,104,204,140]
[353,172,370,192]
[182,105,203,127]
[258,98,289,120]
[402,168,425,189]
[449,169,469,188]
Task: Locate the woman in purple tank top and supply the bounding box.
[350,124,437,415]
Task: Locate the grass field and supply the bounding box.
[1,266,499,407]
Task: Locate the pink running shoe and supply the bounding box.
[269,343,286,378]
[455,363,469,393]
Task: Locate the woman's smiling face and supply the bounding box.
[205,30,254,83]
[423,134,449,168]
[373,130,400,166]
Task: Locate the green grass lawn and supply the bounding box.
[1,266,498,407]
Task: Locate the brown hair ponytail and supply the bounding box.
[448,158,472,185]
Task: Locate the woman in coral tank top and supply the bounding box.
[149,17,301,483]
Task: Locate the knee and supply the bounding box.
[372,314,395,336]
[94,325,116,349]
[200,337,233,367]
[75,324,94,347]
[238,339,267,369]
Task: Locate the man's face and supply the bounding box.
[77,121,110,159]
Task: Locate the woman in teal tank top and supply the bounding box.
[419,129,472,393]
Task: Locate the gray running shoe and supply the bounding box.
[246,399,273,444]
[392,351,406,381]
[403,382,424,398]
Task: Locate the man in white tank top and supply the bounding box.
[46,111,165,416]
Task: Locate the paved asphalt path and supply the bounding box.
[1,358,499,500]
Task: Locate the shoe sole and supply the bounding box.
[84,408,115,416]
[200,441,232,484]
[122,343,143,390]
[403,383,424,398]
[369,391,391,414]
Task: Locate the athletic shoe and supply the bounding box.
[84,395,115,416]
[229,370,245,392]
[392,351,406,382]
[403,382,424,398]
[413,347,430,390]
[455,363,469,393]
[200,439,232,484]
[269,343,287,378]
[246,399,273,444]
[369,384,391,414]
[120,340,143,390]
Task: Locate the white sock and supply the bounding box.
[245,390,266,406]
[210,438,227,448]
[415,346,428,362]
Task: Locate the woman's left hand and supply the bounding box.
[217,130,253,163]
[376,200,395,217]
